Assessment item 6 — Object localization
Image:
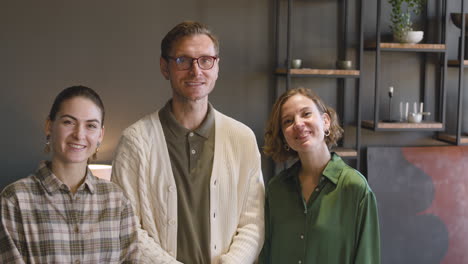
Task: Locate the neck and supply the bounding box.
[50,159,87,194]
[171,97,209,130]
[298,143,331,181]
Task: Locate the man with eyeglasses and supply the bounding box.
[112,21,265,264]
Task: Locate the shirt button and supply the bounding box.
[214,180,217,186]
[298,261,302,264]
[189,132,194,137]
[169,219,176,226]
[300,234,304,239]
[191,149,196,155]
[315,187,320,191]
[74,226,79,233]
[168,186,176,192]
[213,212,216,218]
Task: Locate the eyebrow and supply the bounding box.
[59,114,101,124]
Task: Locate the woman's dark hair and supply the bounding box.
[48,85,105,126]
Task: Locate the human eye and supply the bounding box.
[62,119,74,126]
[87,123,98,129]
[176,56,189,64]
[200,56,213,64]
[282,118,293,126]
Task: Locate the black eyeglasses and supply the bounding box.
[166,56,218,70]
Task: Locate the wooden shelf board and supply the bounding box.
[276,68,360,76]
[437,133,468,144]
[332,148,358,157]
[448,60,468,67]
[362,120,443,129]
[365,42,446,51]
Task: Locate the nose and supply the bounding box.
[293,119,305,130]
[73,124,86,139]
[189,59,202,76]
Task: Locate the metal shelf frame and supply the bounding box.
[366,0,448,132]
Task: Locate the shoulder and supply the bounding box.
[92,177,130,203]
[337,164,373,198]
[1,175,40,203]
[119,110,161,147]
[214,110,256,140]
[266,162,298,194]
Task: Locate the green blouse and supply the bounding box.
[259,154,380,264]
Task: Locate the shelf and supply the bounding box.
[362,120,444,131]
[275,68,360,78]
[448,60,468,67]
[365,42,446,52]
[332,148,358,158]
[437,133,468,144]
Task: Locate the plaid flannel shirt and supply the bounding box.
[0,161,139,263]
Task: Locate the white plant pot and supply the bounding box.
[393,31,424,44]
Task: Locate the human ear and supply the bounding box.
[160,57,170,80]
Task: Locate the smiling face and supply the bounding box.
[46,96,104,167]
[281,94,330,155]
[160,34,219,103]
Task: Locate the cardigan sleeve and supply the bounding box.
[219,132,265,264]
[257,189,270,264]
[112,131,182,264]
[353,189,381,264]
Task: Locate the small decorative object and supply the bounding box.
[388,0,426,43]
[383,86,397,122]
[291,59,302,69]
[450,13,468,59]
[407,102,431,123]
[336,60,352,70]
[394,30,424,44]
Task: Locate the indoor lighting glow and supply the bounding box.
[88,164,112,181]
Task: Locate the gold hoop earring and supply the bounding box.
[44,135,51,153]
[324,129,330,137]
[93,142,100,160]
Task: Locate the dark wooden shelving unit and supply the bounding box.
[437,0,468,145]
[274,0,364,169]
[363,0,448,132]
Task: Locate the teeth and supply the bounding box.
[69,144,85,149]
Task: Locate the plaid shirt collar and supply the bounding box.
[36,161,96,194]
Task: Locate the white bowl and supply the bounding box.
[394,31,424,44]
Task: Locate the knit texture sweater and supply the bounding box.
[112,109,265,264]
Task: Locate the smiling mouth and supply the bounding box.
[186,82,204,86]
[295,132,311,140]
[68,143,86,150]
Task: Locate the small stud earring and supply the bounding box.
[284,144,290,151]
[324,129,330,137]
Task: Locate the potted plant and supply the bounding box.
[388,0,426,43]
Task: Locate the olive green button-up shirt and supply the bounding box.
[259,154,380,264]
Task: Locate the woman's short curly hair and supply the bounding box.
[263,87,343,162]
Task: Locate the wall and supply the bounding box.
[0,0,273,189]
[1,0,466,190]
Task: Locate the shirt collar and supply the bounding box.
[321,153,347,185]
[284,153,346,185]
[36,161,96,194]
[159,99,215,139]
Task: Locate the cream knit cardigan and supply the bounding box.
[112,109,265,264]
